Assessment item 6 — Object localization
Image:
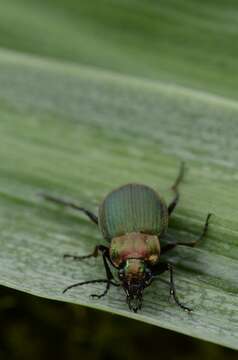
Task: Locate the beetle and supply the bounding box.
[41,163,211,313]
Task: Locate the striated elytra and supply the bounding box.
[99,183,168,241]
[41,163,212,313]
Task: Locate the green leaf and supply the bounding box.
[0,0,238,99]
[0,48,237,349]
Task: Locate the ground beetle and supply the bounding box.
[41,163,211,313]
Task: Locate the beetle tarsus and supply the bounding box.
[171,161,185,192]
[90,290,108,299]
[198,212,213,242]
[168,162,185,215]
[169,288,192,312]
[167,263,192,312]
[63,247,99,261]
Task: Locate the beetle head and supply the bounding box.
[118,258,152,312]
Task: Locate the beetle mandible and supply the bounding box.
[41,163,211,313]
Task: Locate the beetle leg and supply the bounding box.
[62,279,119,295]
[64,245,116,279]
[64,246,114,277]
[40,193,98,225]
[167,263,192,312]
[89,247,121,298]
[64,245,117,269]
[151,262,191,312]
[63,246,119,298]
[161,239,197,254]
[196,212,213,243]
[101,248,115,281]
[64,245,105,260]
[90,280,111,299]
[161,213,212,254]
[90,278,121,299]
[168,162,185,215]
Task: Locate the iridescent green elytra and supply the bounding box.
[41,163,212,313]
[99,184,168,240]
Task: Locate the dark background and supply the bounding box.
[0,286,237,360]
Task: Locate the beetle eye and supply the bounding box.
[144,268,152,284]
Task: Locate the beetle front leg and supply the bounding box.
[152,262,191,312]
[167,263,192,312]
[90,248,117,299]
[63,245,118,298]
[64,244,107,261]
[64,245,117,269]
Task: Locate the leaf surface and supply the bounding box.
[0,49,238,349]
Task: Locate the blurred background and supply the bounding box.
[0,0,237,99]
[0,286,237,360]
[0,0,238,358]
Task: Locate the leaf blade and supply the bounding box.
[0,49,238,349]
